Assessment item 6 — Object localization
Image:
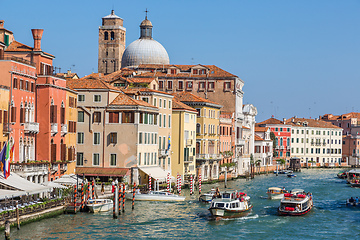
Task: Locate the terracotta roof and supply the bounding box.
[255,135,264,141]
[127,77,156,83]
[285,117,342,129]
[172,92,221,107]
[136,88,173,96]
[255,127,269,132]
[109,92,157,108]
[136,64,238,78]
[321,112,360,120]
[257,118,285,125]
[66,78,120,91]
[242,126,250,129]
[121,88,141,95]
[172,99,197,112]
[76,167,129,177]
[5,40,32,52]
[103,69,136,82]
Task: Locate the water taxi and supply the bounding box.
[208,191,252,219]
[267,187,288,200]
[199,189,217,203]
[278,189,313,216]
[125,191,185,202]
[349,179,360,188]
[87,199,113,213]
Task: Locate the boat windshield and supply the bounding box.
[222,193,231,199]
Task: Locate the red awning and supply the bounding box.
[76,167,129,177]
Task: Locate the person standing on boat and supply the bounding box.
[101,182,105,195]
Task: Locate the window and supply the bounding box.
[31,82,34,92]
[198,82,205,91]
[168,115,171,128]
[185,113,189,123]
[93,112,101,123]
[153,98,157,106]
[111,31,115,40]
[77,153,84,166]
[122,112,134,123]
[78,111,84,122]
[13,78,18,88]
[110,154,117,166]
[77,132,84,144]
[159,114,162,127]
[208,82,215,91]
[159,81,164,89]
[69,96,77,108]
[50,105,57,123]
[168,100,171,109]
[93,153,100,166]
[163,99,166,109]
[224,82,231,91]
[109,132,117,144]
[139,132,143,144]
[94,95,101,102]
[78,95,85,102]
[186,81,193,90]
[163,114,166,128]
[68,121,77,133]
[109,112,119,123]
[178,81,184,90]
[167,81,173,90]
[94,133,100,145]
[104,32,108,40]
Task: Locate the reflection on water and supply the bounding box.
[11,169,360,239]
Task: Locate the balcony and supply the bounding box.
[280,146,284,150]
[158,149,169,158]
[3,123,12,134]
[60,163,68,173]
[286,146,291,150]
[184,156,194,163]
[11,162,49,175]
[186,139,193,146]
[275,146,280,150]
[51,123,58,136]
[24,122,39,134]
[61,124,68,136]
[236,139,245,146]
[196,154,222,161]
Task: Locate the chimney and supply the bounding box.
[0,20,4,28]
[31,29,44,51]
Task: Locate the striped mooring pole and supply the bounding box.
[80,182,84,209]
[199,173,202,194]
[167,173,170,193]
[73,184,77,213]
[132,182,136,210]
[149,175,152,192]
[86,184,90,202]
[122,183,126,212]
[179,175,182,195]
[118,183,122,215]
[113,185,117,219]
[190,175,193,195]
[92,179,95,199]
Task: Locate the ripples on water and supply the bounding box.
[11,169,360,239]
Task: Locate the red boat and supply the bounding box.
[278,189,313,216]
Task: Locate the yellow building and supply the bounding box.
[0,86,9,147]
[64,88,78,175]
[172,92,222,181]
[171,99,197,181]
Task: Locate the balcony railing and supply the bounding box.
[196,154,222,161]
[24,122,39,134]
[2,123,12,134]
[184,156,194,163]
[186,139,193,146]
[51,123,58,136]
[236,139,245,146]
[286,146,291,150]
[11,163,49,174]
[61,124,68,136]
[158,149,169,158]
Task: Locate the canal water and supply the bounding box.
[10,169,360,239]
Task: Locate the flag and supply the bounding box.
[4,142,13,179]
[0,142,6,178]
[166,135,171,151]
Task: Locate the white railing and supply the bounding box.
[158,149,169,158]
[61,123,68,136]
[51,123,58,135]
[24,122,39,134]
[237,139,245,146]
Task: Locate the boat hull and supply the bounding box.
[87,200,113,213]
[125,193,185,202]
[209,205,253,219]
[199,194,213,203]
[278,205,312,216]
[267,192,284,200]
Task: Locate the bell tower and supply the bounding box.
[98,10,126,74]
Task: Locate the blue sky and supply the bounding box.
[1,0,359,122]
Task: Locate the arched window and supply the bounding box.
[111,32,115,40]
[104,32,108,40]
[280,137,283,146]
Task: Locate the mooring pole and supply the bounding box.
[122,183,125,212]
[132,182,136,210]
[80,182,84,210]
[225,166,227,188]
[73,184,77,213]
[113,184,118,219]
[4,220,10,240]
[199,173,202,194]
[16,201,20,230]
[92,179,95,199]
[118,183,122,215]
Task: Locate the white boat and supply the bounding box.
[209,191,252,219]
[199,189,217,203]
[86,198,113,213]
[267,187,288,200]
[125,191,185,202]
[278,189,313,216]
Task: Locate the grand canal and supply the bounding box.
[10,169,360,239]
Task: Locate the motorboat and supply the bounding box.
[267,187,288,200]
[208,191,252,219]
[337,170,348,179]
[125,191,185,202]
[346,197,360,207]
[199,189,217,203]
[349,179,360,188]
[274,170,293,174]
[278,189,313,216]
[86,198,113,213]
[287,173,296,178]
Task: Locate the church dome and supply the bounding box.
[121,17,169,69]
